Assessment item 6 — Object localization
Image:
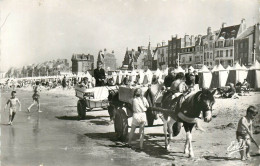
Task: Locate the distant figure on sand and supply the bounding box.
[62,76,67,90]
[4,91,21,125]
[27,81,41,112]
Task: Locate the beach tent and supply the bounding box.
[225,65,232,70]
[116,70,123,84]
[198,65,212,89]
[138,70,145,84]
[143,69,153,84]
[120,71,128,84]
[211,65,218,72]
[247,60,260,90]
[111,72,117,84]
[226,63,248,85]
[188,66,195,72]
[129,70,137,84]
[174,66,185,74]
[210,64,229,88]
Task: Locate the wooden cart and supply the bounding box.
[75,85,117,119]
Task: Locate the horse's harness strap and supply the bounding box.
[178,112,198,124]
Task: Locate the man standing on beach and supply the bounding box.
[94,61,106,87]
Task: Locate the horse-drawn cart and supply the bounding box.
[108,85,163,141]
[75,85,117,119]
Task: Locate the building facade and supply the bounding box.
[234,23,260,66]
[156,41,168,70]
[71,54,94,74]
[214,19,247,68]
[202,27,218,69]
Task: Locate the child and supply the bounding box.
[4,91,21,125]
[128,88,149,150]
[27,81,41,112]
[236,106,259,160]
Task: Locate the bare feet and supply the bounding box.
[246,153,251,159]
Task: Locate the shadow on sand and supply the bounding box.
[56,115,109,121]
[204,156,241,161]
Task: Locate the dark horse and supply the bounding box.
[158,88,216,158]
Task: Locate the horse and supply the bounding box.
[156,88,217,158]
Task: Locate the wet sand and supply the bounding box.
[0,88,260,166]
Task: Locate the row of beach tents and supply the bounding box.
[2,61,260,90]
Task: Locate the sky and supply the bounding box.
[0,0,259,71]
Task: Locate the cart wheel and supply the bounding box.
[146,107,155,127]
[77,100,86,120]
[114,108,128,142]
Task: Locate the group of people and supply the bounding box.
[217,79,251,99]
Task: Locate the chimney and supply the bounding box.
[162,40,166,46]
[176,34,178,38]
[112,50,114,54]
[184,34,190,47]
[241,18,246,32]
[157,43,161,47]
[222,22,227,28]
[190,35,195,46]
[207,27,212,35]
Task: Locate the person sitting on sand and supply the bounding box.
[236,106,259,160]
[4,91,21,125]
[223,83,238,99]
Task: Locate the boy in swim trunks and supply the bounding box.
[4,91,21,125]
[236,106,259,160]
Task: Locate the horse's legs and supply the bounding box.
[167,118,175,149]
[184,132,190,155]
[160,116,168,149]
[183,123,195,157]
[188,132,194,158]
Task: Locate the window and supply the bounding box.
[166,48,168,54]
[230,49,233,57]
[207,62,209,66]
[217,51,219,57]
[204,53,206,60]
[226,50,229,57]
[210,53,213,59]
[220,41,224,47]
[215,42,218,47]
[189,56,192,62]
[240,43,243,48]
[220,50,223,57]
[210,62,212,66]
[207,52,209,59]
